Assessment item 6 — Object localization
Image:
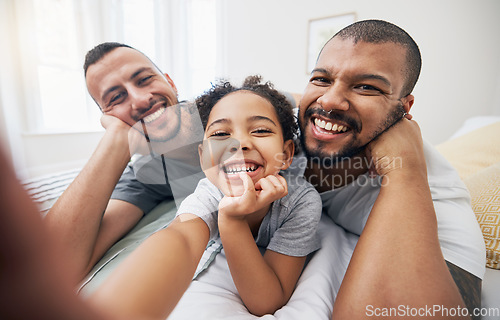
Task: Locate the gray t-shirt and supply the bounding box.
[111,152,205,213]
[285,141,486,279]
[176,175,322,257]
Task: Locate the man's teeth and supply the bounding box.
[143,107,166,123]
[314,118,348,133]
[224,164,258,174]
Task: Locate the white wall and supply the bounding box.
[221,0,500,144]
[2,0,499,178]
[21,132,104,178]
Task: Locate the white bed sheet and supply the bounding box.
[168,215,357,320]
[79,201,358,320]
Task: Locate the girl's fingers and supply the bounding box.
[255,175,288,205]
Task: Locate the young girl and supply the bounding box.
[88,76,322,319]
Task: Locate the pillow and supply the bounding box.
[464,162,500,269]
[436,121,500,180]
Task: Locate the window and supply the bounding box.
[14,0,219,133]
[30,0,101,132]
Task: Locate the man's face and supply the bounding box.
[86,47,181,141]
[298,38,413,165]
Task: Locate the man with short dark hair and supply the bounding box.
[45,43,205,284]
[293,19,484,319]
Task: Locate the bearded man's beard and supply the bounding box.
[298,103,405,167]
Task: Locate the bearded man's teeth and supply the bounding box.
[314,118,348,133]
[143,107,166,123]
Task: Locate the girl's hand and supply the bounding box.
[219,173,288,219]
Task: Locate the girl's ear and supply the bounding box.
[281,140,295,170]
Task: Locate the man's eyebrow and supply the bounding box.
[130,67,154,80]
[353,74,391,87]
[311,68,391,87]
[101,67,155,103]
[310,68,330,76]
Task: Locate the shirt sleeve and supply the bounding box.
[111,159,174,214]
[266,183,323,257]
[176,178,222,239]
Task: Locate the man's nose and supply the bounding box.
[129,88,152,112]
[317,83,350,112]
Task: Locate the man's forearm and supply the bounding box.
[44,128,132,283]
[332,172,469,319]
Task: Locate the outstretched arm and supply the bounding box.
[332,119,472,319]
[88,214,209,320]
[44,115,145,284]
[0,145,115,320]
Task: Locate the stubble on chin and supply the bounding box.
[298,103,405,167]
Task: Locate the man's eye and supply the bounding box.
[310,76,330,86]
[138,75,153,85]
[109,92,125,104]
[356,85,382,92]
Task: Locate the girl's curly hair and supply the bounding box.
[195,75,297,142]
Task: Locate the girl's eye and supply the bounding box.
[209,131,229,138]
[252,128,273,135]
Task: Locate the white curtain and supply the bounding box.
[0,0,220,176]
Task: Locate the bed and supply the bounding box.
[25,116,500,319]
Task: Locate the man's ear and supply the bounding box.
[164,73,178,94]
[401,94,415,113]
[198,143,205,169]
[281,140,295,170]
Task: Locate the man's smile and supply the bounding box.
[312,117,350,134]
[143,106,166,124]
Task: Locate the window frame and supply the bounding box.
[11,0,223,135]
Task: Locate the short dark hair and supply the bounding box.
[329,19,422,97]
[83,42,132,77]
[83,42,164,79]
[195,75,298,142]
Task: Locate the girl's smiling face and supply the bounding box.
[199,90,294,196]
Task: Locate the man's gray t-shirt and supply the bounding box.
[176,175,322,257]
[111,152,205,213]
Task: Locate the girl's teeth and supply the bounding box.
[225,165,257,174]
